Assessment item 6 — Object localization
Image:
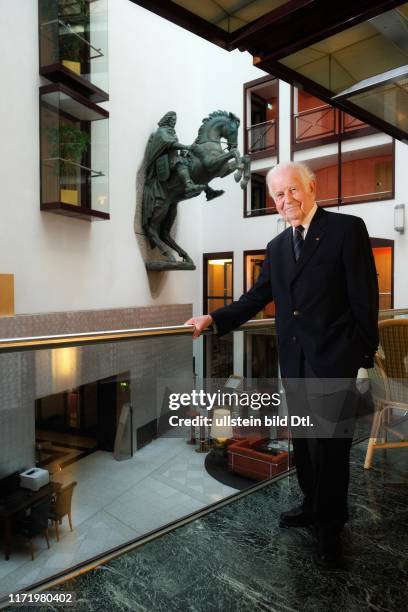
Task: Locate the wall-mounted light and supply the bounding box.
[277,217,287,234]
[394,204,405,234]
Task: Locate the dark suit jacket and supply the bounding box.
[211,207,379,378]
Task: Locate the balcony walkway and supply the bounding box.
[8,430,407,612]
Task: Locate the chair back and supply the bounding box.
[378,319,408,403]
[54,481,77,517]
[30,496,52,534]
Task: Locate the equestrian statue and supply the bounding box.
[142,110,250,270]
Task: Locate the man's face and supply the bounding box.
[269,167,316,226]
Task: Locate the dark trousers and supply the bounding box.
[285,354,359,537]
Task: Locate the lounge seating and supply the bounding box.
[227,437,292,481]
[364,319,408,469]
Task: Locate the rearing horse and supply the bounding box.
[142,111,250,268]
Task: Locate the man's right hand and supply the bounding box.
[184,314,213,339]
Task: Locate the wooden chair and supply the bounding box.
[364,319,408,469]
[49,481,77,541]
[15,495,52,560]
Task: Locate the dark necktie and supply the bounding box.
[293,225,305,261]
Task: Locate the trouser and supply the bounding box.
[285,354,359,536]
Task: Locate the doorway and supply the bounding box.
[35,371,131,471]
[371,238,394,309]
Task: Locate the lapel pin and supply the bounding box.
[316,237,320,241]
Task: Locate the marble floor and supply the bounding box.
[3,433,407,612]
[0,437,237,601]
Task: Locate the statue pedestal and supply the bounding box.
[146,260,196,271]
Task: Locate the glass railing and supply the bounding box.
[246,120,276,153]
[39,0,109,96]
[0,310,407,601]
[294,105,337,144]
[293,106,373,147]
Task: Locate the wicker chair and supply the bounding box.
[364,319,408,469]
[49,481,77,541]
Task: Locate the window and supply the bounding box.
[40,83,109,220]
[292,88,373,150]
[244,251,278,380]
[245,171,277,217]
[341,143,393,205]
[371,239,394,310]
[296,141,394,208]
[245,78,278,157]
[39,0,108,102]
[203,254,233,378]
[244,252,274,318]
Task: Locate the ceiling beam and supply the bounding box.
[232,0,405,58]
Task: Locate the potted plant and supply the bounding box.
[48,123,90,205]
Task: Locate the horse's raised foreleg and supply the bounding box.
[218,153,251,189]
[241,154,251,189]
[204,149,237,175]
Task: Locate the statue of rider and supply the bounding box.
[144,111,205,198]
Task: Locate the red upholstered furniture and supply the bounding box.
[227,437,292,481]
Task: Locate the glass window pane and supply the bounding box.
[341,144,393,204]
[249,173,276,214]
[208,298,232,312]
[347,78,408,134]
[245,254,274,317]
[207,260,233,300]
[280,4,408,94]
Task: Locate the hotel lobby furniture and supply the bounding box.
[14,495,53,560]
[49,481,77,541]
[0,481,57,560]
[365,319,408,468]
[227,437,292,481]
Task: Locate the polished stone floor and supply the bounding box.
[7,436,407,612]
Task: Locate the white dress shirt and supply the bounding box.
[291,202,318,240]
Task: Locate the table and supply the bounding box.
[0,482,58,560]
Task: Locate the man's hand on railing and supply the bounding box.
[184,314,213,339]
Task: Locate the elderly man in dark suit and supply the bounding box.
[186,161,379,567]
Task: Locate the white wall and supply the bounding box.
[0,0,261,315]
[2,0,406,319]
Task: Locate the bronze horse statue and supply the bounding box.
[142,111,250,270]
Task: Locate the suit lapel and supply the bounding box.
[292,206,328,282]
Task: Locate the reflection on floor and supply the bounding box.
[36,430,97,472]
[12,437,407,612]
[0,438,237,600]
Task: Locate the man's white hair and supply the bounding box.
[266,162,315,195]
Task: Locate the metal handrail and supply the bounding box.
[41,19,104,60]
[1,310,407,352]
[43,157,104,178]
[246,119,276,130]
[0,318,276,353]
[294,104,332,117]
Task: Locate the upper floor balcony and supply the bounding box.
[292,89,377,152]
[244,77,278,160]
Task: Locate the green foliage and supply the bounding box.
[48,123,90,179]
